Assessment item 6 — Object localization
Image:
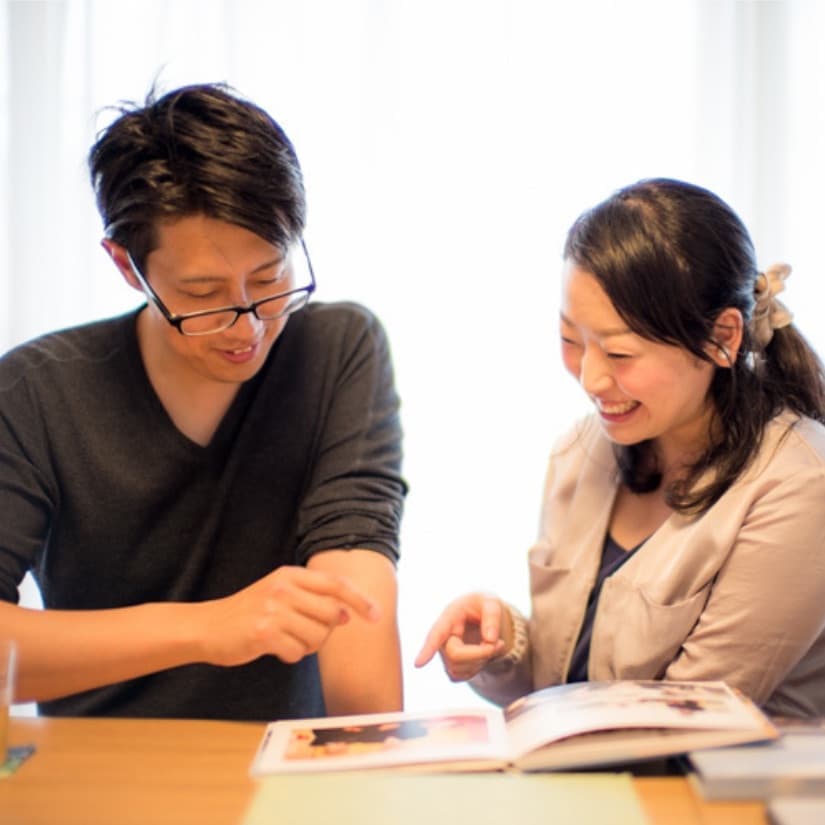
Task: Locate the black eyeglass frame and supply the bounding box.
[126,239,316,336]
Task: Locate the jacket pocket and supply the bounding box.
[590,576,712,680]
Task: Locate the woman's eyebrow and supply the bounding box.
[559,312,632,338]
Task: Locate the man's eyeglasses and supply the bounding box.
[126,240,316,336]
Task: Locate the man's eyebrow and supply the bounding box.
[559,312,633,338]
[177,256,285,284]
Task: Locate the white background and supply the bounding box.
[2,0,824,713]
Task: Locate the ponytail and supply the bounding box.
[760,324,825,424]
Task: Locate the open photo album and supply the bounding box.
[250,679,778,776]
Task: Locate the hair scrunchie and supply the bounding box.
[751,263,794,348]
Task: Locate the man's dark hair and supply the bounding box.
[89,82,306,270]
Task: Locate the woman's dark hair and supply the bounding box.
[88,82,306,270]
[564,178,825,514]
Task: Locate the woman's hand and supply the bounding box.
[414,593,512,682]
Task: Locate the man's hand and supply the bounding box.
[197,565,381,666]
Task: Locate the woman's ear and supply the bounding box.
[706,307,744,368]
[101,238,142,292]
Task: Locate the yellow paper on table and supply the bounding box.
[242,771,648,825]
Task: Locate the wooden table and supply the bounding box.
[0,716,770,825]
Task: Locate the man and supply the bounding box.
[0,83,406,720]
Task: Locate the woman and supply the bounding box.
[416,178,825,718]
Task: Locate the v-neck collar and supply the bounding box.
[121,309,269,457]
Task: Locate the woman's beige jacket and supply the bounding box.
[472,412,825,717]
